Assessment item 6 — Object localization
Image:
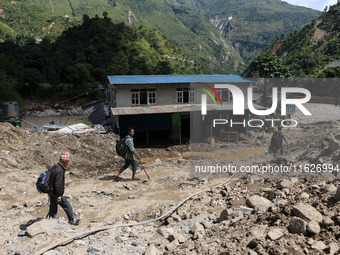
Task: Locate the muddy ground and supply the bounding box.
[0,103,339,255]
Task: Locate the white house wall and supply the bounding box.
[111,83,250,108]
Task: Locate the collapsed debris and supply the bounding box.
[0,104,339,254]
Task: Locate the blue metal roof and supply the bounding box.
[107,75,253,85]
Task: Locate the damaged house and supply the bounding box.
[107,75,264,144]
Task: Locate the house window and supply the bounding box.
[189,90,195,103]
[148,91,156,104]
[177,91,183,103]
[131,89,139,105]
[177,88,192,103]
[216,89,232,102]
[131,88,156,105]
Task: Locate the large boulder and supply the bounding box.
[246,195,273,213]
[26,219,59,237]
[288,217,306,234]
[291,203,323,222]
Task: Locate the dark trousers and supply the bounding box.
[48,194,74,221]
[273,145,285,158]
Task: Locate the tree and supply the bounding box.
[0,70,22,106]
[244,54,292,78]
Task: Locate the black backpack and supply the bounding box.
[271,131,282,148]
[36,169,52,193]
[116,137,128,157]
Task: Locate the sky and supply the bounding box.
[282,0,338,11]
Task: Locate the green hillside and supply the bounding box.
[0,0,320,74]
[180,0,321,62]
[0,16,201,106]
[244,2,340,78]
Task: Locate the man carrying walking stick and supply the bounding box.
[115,127,148,181]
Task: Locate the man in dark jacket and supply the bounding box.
[47,152,80,225]
[271,126,289,158]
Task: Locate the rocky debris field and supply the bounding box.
[0,104,339,255]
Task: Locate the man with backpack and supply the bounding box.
[115,127,141,181]
[271,126,288,158]
[47,152,80,225]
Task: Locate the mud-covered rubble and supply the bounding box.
[0,106,340,254]
[37,177,337,255]
[0,122,121,176]
[146,178,339,255]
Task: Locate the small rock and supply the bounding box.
[190,222,205,234]
[246,195,273,213]
[322,217,333,227]
[156,228,168,238]
[190,222,205,240]
[165,239,179,251]
[171,214,181,222]
[266,228,284,240]
[145,244,162,255]
[282,188,290,196]
[296,192,310,200]
[247,238,259,249]
[311,241,326,251]
[288,217,306,234]
[328,242,339,255]
[219,209,233,222]
[335,187,340,201]
[74,240,87,246]
[18,230,28,237]
[200,220,212,229]
[165,217,174,225]
[129,230,138,238]
[306,238,314,246]
[231,211,244,224]
[268,190,284,200]
[168,233,186,244]
[220,190,227,197]
[324,184,337,194]
[335,216,340,224]
[87,246,103,254]
[123,214,129,220]
[306,221,320,235]
[115,236,123,243]
[248,250,258,255]
[291,203,323,222]
[154,158,162,165]
[250,225,267,238]
[277,179,294,189]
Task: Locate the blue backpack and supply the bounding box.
[36,169,52,193]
